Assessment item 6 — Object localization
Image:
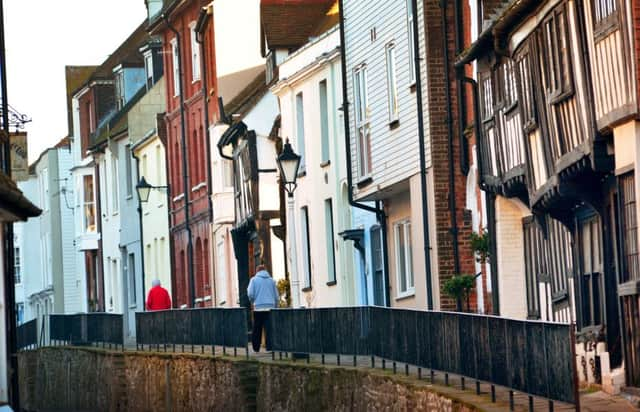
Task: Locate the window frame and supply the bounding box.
[125,145,133,198]
[300,206,312,291]
[319,79,330,164]
[295,91,306,173]
[406,0,416,85]
[82,174,96,233]
[14,246,20,285]
[394,219,414,298]
[386,42,399,123]
[592,0,620,39]
[127,253,137,307]
[144,51,154,90]
[324,198,337,285]
[190,22,201,82]
[353,64,372,179]
[171,38,180,97]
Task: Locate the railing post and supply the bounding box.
[491,385,496,402]
[509,390,514,411]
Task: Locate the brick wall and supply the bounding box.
[423,0,477,311]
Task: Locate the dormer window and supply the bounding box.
[144,51,154,90]
[114,68,125,110]
[190,22,201,82]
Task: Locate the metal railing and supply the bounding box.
[135,308,248,351]
[16,318,37,351]
[49,313,123,347]
[269,307,578,406]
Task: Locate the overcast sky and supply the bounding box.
[4,0,147,162]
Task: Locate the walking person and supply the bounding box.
[247,264,279,352]
[146,279,172,311]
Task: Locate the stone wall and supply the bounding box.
[19,347,482,412]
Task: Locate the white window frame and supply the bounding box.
[125,145,133,198]
[295,92,306,172]
[216,240,227,305]
[111,154,119,214]
[386,42,399,122]
[82,174,97,233]
[394,219,414,297]
[353,65,371,178]
[190,22,201,82]
[127,253,137,306]
[40,168,49,211]
[144,51,154,89]
[114,69,125,109]
[171,38,180,96]
[407,0,416,84]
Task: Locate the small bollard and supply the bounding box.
[461,377,465,390]
[382,359,386,370]
[201,345,204,354]
[353,355,357,367]
[393,362,397,374]
[272,351,275,361]
[430,370,434,384]
[548,400,554,412]
[445,373,449,386]
[234,347,237,357]
[337,354,341,366]
[321,354,325,364]
[418,368,422,379]
[371,356,375,369]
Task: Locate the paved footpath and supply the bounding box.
[123,342,640,411]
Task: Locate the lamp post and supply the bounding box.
[136,176,169,309]
[276,139,301,308]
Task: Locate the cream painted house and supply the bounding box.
[272,26,368,307]
[130,76,171,302]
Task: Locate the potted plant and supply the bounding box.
[443,274,476,312]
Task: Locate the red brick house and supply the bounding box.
[147,0,218,308]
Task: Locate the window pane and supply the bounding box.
[296,92,306,170]
[386,44,398,120]
[319,80,330,163]
[406,222,414,288]
[397,223,407,292]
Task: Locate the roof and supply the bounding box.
[218,65,265,104]
[65,66,97,136]
[29,136,71,173]
[261,0,336,53]
[224,70,270,120]
[0,171,41,221]
[455,0,540,66]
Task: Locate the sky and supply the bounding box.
[4,0,147,162]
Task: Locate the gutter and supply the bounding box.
[454,0,469,176]
[408,0,435,309]
[440,0,461,277]
[339,0,391,307]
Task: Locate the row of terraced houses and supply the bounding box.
[13,0,640,396]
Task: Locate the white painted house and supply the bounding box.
[272,25,381,307]
[342,0,438,309]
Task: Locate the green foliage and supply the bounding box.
[470,229,490,263]
[277,278,291,308]
[443,274,476,312]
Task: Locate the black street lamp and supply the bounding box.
[276,139,301,197]
[276,139,302,308]
[136,176,168,203]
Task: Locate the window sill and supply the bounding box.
[173,194,185,203]
[326,280,337,287]
[126,194,133,200]
[129,304,138,309]
[297,170,307,178]
[301,286,312,292]
[192,182,206,192]
[320,160,331,168]
[192,77,201,84]
[409,83,416,93]
[204,295,212,302]
[395,290,415,301]
[389,119,400,130]
[356,176,373,188]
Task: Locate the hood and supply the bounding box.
[256,270,271,278]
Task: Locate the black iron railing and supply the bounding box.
[269,307,577,405]
[135,308,248,351]
[16,318,37,350]
[49,313,123,346]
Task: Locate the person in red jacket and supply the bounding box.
[146,279,172,311]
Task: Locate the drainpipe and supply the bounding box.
[440,0,461,276]
[454,0,469,176]
[160,124,178,307]
[195,9,217,305]
[411,0,435,309]
[338,0,391,307]
[163,13,196,308]
[131,152,147,311]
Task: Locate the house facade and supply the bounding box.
[458,0,640,394]
[130,71,172,303]
[217,73,283,310]
[272,23,380,307]
[341,0,479,311]
[15,140,75,328]
[147,0,218,308]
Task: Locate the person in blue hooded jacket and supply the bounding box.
[247,264,279,352]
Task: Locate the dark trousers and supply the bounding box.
[251,311,271,352]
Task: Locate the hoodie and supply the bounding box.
[247,270,279,310]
